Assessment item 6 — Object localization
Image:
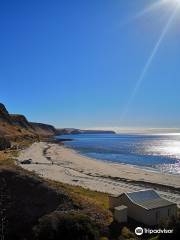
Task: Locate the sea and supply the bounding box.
[57,133,180,175]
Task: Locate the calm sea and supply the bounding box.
[57,133,180,175]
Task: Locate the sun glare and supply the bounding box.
[166,0,180,6]
[121,0,179,120]
[174,0,180,4]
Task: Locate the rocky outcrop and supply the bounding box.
[0,103,12,124]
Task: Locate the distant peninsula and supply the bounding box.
[56,128,116,135]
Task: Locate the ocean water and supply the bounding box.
[57,133,180,175]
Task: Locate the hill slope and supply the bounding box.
[0,103,57,140]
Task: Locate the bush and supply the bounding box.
[121,227,136,239]
[158,216,180,240]
[33,211,100,240]
[0,137,11,150]
[148,236,159,240]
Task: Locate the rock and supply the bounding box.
[20,159,32,164]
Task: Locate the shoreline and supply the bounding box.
[57,137,180,176]
[64,145,180,178]
[70,148,175,176]
[17,141,180,206]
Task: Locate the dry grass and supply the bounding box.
[0,138,34,167]
[48,179,110,210]
[51,180,113,226]
[0,151,15,166]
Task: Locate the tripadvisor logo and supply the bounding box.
[135,226,174,236]
[135,227,143,236]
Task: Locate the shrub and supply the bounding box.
[0,137,11,150]
[33,211,100,240]
[158,216,180,240]
[121,227,136,239]
[148,235,159,240]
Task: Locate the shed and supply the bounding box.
[109,189,177,226]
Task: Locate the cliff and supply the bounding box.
[0,103,57,142]
[31,122,57,137]
[0,103,13,124]
[10,114,34,130]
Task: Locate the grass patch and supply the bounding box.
[0,151,16,166]
[48,179,109,210]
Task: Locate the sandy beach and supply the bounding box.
[17,142,180,206]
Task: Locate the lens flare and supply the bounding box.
[120,0,179,121]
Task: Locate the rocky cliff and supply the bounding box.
[10,114,35,130]
[31,122,57,137]
[0,103,13,124]
[0,103,57,142]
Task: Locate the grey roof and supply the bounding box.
[125,190,176,210]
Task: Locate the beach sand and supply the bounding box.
[17,142,180,206]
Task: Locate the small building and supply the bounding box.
[114,205,128,223]
[109,189,177,226]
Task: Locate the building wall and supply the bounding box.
[109,195,122,210]
[114,207,127,223]
[109,194,177,226]
[117,194,150,224]
[150,205,177,225]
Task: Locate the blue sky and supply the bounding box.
[0,0,180,129]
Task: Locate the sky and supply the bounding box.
[0,0,180,129]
